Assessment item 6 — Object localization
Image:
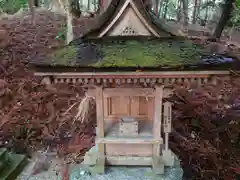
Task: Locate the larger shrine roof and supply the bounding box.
[31,36,240,72]
[30,0,240,72]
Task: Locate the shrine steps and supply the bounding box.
[0,148,28,180]
[83,146,167,175]
[84,154,165,175]
[107,156,155,166]
[84,153,165,166]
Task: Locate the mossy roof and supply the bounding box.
[33,37,209,68]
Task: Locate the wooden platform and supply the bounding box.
[97,121,162,157]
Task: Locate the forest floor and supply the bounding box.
[0,9,239,180]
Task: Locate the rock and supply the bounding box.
[31,151,50,175]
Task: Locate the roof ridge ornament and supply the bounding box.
[120,25,138,36]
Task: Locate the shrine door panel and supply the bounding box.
[130,96,154,121]
[104,96,154,121]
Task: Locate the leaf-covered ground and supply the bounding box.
[0,9,239,180]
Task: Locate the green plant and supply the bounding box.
[0,0,28,14]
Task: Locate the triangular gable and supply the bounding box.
[98,0,159,37]
[79,0,179,39]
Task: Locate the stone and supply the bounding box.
[83,146,98,166]
[90,157,105,175]
[119,117,138,136]
[83,154,97,166]
[152,156,164,175]
[70,154,183,180]
[162,150,175,167]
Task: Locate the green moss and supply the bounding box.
[91,40,204,67]
[45,38,205,67]
[47,45,77,66]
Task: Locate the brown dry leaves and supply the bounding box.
[0,9,239,180]
[171,76,240,180]
[0,10,95,158]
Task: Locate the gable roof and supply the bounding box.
[78,0,180,39]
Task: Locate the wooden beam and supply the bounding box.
[103,88,155,97]
[34,71,230,77]
[96,86,105,155]
[106,156,153,166]
[98,0,131,37]
[96,137,163,144]
[153,85,163,156]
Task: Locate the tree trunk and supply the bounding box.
[181,0,188,26]
[70,0,81,17]
[34,0,39,7]
[28,0,35,24]
[213,0,235,39]
[143,0,153,11]
[177,0,181,22]
[54,0,74,44]
[66,1,73,44]
[192,0,200,24]
[204,0,209,25]
[163,0,169,19]
[154,0,160,15]
[87,0,91,11]
[94,0,97,11]
[99,0,103,12]
[159,0,164,17]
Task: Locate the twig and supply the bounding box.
[62,102,78,116]
[229,69,240,76]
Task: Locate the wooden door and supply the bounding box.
[104,95,154,121]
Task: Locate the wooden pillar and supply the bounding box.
[95,86,105,172]
[153,85,163,156]
[163,101,172,151]
[41,76,51,85]
[152,85,164,175]
[162,88,174,167]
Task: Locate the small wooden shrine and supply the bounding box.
[31,0,240,175]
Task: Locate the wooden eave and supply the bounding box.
[35,71,231,86]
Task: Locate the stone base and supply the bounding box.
[83,146,155,166]
[71,156,183,180]
[82,146,179,177]
[89,156,105,175]
[162,150,175,167]
[83,146,98,166]
[83,146,168,175]
[83,145,105,174]
[152,156,164,175]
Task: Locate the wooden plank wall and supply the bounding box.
[104,96,155,121]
